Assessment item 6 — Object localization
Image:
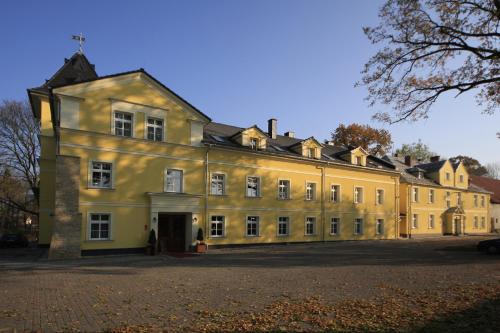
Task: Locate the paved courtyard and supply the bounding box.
[0,236,499,332]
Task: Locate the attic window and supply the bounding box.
[355,156,362,165]
[211,135,225,143]
[417,172,423,179]
[250,137,259,150]
[307,148,315,158]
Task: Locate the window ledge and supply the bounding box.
[86,187,116,191]
[209,194,229,197]
[245,196,263,199]
[277,198,292,200]
[84,239,114,242]
[277,234,289,237]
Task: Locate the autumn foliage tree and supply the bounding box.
[329,123,393,156]
[359,0,499,124]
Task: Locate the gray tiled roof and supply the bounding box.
[383,156,490,193]
[203,122,395,171]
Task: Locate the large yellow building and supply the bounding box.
[27,53,489,258]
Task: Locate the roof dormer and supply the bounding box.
[340,146,369,166]
[289,137,323,159]
[231,125,268,150]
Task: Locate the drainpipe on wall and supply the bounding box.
[408,185,412,238]
[393,176,400,239]
[316,165,326,242]
[204,145,212,243]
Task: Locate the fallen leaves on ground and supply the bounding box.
[107,283,500,333]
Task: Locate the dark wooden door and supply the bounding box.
[158,214,186,252]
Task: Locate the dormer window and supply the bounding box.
[250,137,259,150]
[459,174,464,183]
[446,172,451,181]
[417,171,423,179]
[355,156,362,165]
[307,148,315,158]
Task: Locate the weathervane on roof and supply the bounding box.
[71,33,86,54]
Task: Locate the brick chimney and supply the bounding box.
[268,118,277,139]
[430,155,440,163]
[404,155,415,167]
[284,131,295,138]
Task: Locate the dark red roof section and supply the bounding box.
[470,175,500,204]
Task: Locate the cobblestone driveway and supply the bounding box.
[0,237,499,332]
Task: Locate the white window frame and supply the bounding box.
[411,214,418,229]
[376,188,384,205]
[305,216,316,236]
[428,189,435,204]
[277,216,290,237]
[305,182,316,201]
[355,156,362,165]
[480,216,486,229]
[307,148,315,158]
[164,169,183,193]
[330,217,340,236]
[412,187,419,203]
[375,219,384,235]
[473,195,478,207]
[446,191,451,208]
[428,214,435,229]
[146,116,164,142]
[246,176,261,197]
[354,186,364,204]
[354,218,363,235]
[210,215,225,238]
[210,172,226,195]
[113,111,134,137]
[246,215,260,237]
[473,216,478,229]
[88,160,114,189]
[457,192,462,205]
[278,179,291,200]
[481,196,485,207]
[87,213,112,241]
[249,137,259,150]
[330,184,341,203]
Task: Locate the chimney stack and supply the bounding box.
[268,118,277,139]
[430,155,440,163]
[404,155,415,167]
[284,131,295,138]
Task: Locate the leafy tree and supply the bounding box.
[359,0,500,124]
[449,155,489,175]
[0,100,40,216]
[394,140,436,161]
[486,162,500,179]
[329,123,393,156]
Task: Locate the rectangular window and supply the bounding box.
[354,187,363,204]
[473,216,479,229]
[210,173,225,195]
[446,191,451,208]
[330,217,340,235]
[376,219,384,235]
[428,215,435,229]
[307,148,315,158]
[249,137,259,150]
[246,216,259,236]
[446,172,451,181]
[412,187,419,202]
[429,189,435,203]
[246,176,260,197]
[331,185,340,203]
[278,180,290,200]
[89,213,110,240]
[147,117,163,141]
[412,214,418,229]
[305,217,315,235]
[355,156,362,165]
[305,182,316,201]
[210,216,225,237]
[354,218,363,235]
[481,196,485,207]
[91,161,112,188]
[480,217,486,229]
[114,112,132,137]
[474,195,478,207]
[459,174,464,183]
[457,193,462,205]
[376,189,384,205]
[277,217,289,236]
[165,169,183,193]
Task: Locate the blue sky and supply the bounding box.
[1,0,498,164]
